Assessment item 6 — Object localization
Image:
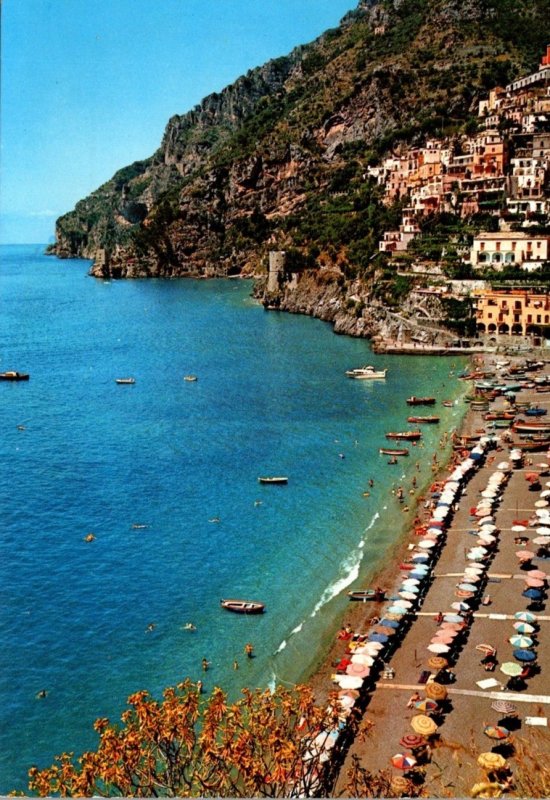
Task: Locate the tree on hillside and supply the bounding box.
[28,680,343,797]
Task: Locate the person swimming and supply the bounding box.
[183,622,196,631]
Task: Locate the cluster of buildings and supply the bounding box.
[371,46,550,272]
[367,47,550,344]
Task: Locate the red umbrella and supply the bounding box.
[390,753,417,770]
[399,734,426,749]
[527,569,547,580]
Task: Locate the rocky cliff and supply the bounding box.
[49,0,549,338]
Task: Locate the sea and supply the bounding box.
[0,244,468,792]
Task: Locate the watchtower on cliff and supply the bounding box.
[267,251,286,293]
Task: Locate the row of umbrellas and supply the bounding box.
[388,441,497,775]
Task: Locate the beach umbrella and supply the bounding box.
[457,583,479,592]
[496,462,510,470]
[338,688,360,699]
[427,643,450,653]
[379,618,400,629]
[479,523,497,532]
[390,753,417,770]
[527,569,547,579]
[393,599,413,608]
[525,577,545,588]
[411,552,430,562]
[540,490,550,498]
[333,674,364,689]
[425,682,447,701]
[441,621,463,630]
[461,573,482,583]
[536,508,550,518]
[533,536,550,545]
[514,611,536,622]
[399,591,419,600]
[491,701,518,717]
[386,606,408,616]
[427,656,448,669]
[373,626,397,637]
[443,614,463,623]
[338,694,356,710]
[399,734,426,750]
[483,725,510,740]
[401,578,421,586]
[399,583,421,593]
[414,699,438,713]
[350,654,375,666]
[479,516,495,525]
[358,641,385,654]
[511,524,527,532]
[418,540,437,549]
[346,663,371,677]
[513,622,535,634]
[410,715,438,736]
[522,588,543,599]
[451,601,471,612]
[477,535,496,545]
[535,500,549,508]
[513,648,536,662]
[367,632,389,644]
[410,571,430,580]
[500,662,522,677]
[516,550,534,561]
[477,752,507,771]
[509,635,534,649]
[536,527,550,535]
[465,564,485,573]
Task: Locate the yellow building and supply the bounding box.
[474,288,550,337]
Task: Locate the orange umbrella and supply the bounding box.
[427,656,448,669]
[425,682,448,701]
[411,714,438,736]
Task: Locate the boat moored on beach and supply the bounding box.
[379,447,409,456]
[407,415,440,424]
[0,371,29,381]
[220,599,265,614]
[345,365,387,379]
[347,589,385,601]
[258,476,288,484]
[406,396,436,406]
[513,420,550,434]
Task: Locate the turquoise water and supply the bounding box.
[0,244,467,792]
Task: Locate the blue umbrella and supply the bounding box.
[379,618,400,629]
[411,552,430,562]
[443,614,463,623]
[523,588,543,600]
[386,605,407,615]
[410,571,430,580]
[513,649,536,662]
[458,583,478,592]
[470,452,482,460]
[411,563,430,571]
[368,632,389,643]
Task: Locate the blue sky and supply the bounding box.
[1,0,356,244]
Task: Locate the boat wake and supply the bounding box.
[273,512,380,655]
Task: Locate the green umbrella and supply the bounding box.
[500,662,522,677]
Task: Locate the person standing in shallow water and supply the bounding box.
[244,643,254,658]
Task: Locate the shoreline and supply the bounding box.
[303,372,475,705]
[312,351,550,797]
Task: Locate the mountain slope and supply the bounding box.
[49,0,550,283]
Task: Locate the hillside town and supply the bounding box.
[368,46,550,348]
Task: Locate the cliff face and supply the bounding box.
[50,0,549,295]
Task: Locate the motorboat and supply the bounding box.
[407,416,440,424]
[345,365,387,379]
[406,396,436,405]
[184,375,198,382]
[379,447,409,456]
[0,371,29,381]
[385,431,422,440]
[258,476,288,484]
[513,420,550,434]
[220,599,265,614]
[115,377,136,385]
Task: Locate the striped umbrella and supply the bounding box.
[414,699,438,713]
[491,700,517,717]
[390,753,417,770]
[513,622,536,634]
[425,682,447,701]
[399,734,427,749]
[509,635,534,648]
[410,715,438,736]
[478,752,507,771]
[514,611,536,622]
[484,725,510,740]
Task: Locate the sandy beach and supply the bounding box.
[307,355,550,797]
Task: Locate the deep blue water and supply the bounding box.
[0,244,467,792]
